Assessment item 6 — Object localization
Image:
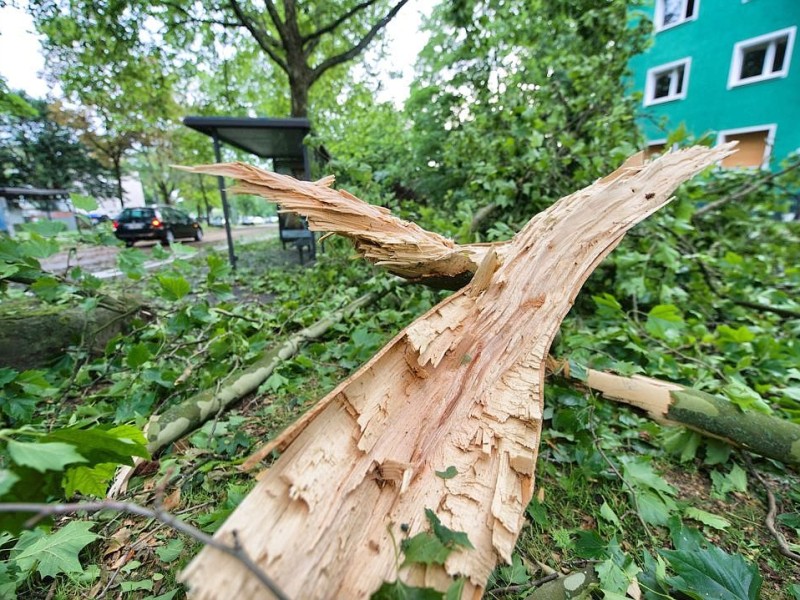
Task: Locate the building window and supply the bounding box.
[655,0,699,31]
[644,58,691,106]
[729,27,796,87]
[718,125,776,169]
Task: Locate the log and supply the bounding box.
[0,297,140,370]
[180,145,733,599]
[145,290,383,455]
[578,367,800,466]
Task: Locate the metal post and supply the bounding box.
[302,144,317,258]
[212,131,237,269]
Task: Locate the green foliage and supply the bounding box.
[0,93,114,196]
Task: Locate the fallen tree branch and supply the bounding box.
[569,364,800,467]
[144,288,385,455]
[180,145,735,599]
[176,162,504,289]
[0,500,289,600]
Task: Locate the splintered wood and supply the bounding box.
[180,146,733,599]
[177,162,502,288]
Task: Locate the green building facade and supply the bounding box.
[629,0,800,168]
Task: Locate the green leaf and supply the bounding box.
[661,545,762,600]
[645,304,685,339]
[684,507,731,531]
[710,464,748,499]
[435,466,457,479]
[21,221,67,237]
[120,579,154,592]
[155,538,185,563]
[497,554,529,585]
[599,501,622,530]
[7,440,86,473]
[401,532,451,567]
[158,275,191,300]
[44,425,150,465]
[141,591,180,600]
[444,578,465,600]
[70,194,98,212]
[622,459,676,497]
[0,470,20,497]
[526,498,549,527]
[126,343,151,368]
[12,521,98,578]
[636,491,677,526]
[574,530,607,559]
[62,463,117,497]
[371,580,443,600]
[425,508,473,549]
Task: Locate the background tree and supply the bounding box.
[0,94,114,197]
[399,0,650,236]
[28,0,411,118]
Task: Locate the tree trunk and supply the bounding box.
[145,290,383,455]
[0,297,140,370]
[114,159,125,209]
[198,175,212,225]
[180,145,734,599]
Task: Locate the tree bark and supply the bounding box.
[144,290,383,455]
[180,145,734,599]
[0,297,140,370]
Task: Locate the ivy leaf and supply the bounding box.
[435,466,457,479]
[371,580,442,599]
[158,275,191,301]
[7,441,86,473]
[425,509,474,549]
[661,545,762,600]
[401,532,451,567]
[12,521,99,578]
[645,304,685,340]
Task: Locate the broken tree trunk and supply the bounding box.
[181,145,733,599]
[576,366,800,467]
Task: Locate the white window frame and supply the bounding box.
[728,26,796,88]
[716,124,777,170]
[644,58,691,106]
[654,0,700,32]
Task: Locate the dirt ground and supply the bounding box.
[41,224,278,275]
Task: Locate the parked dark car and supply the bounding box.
[113,206,203,247]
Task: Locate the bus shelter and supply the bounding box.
[182,116,316,267]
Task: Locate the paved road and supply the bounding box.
[41,224,278,275]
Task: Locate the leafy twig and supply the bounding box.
[0,501,291,600]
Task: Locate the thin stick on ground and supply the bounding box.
[742,453,800,564]
[0,501,290,600]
